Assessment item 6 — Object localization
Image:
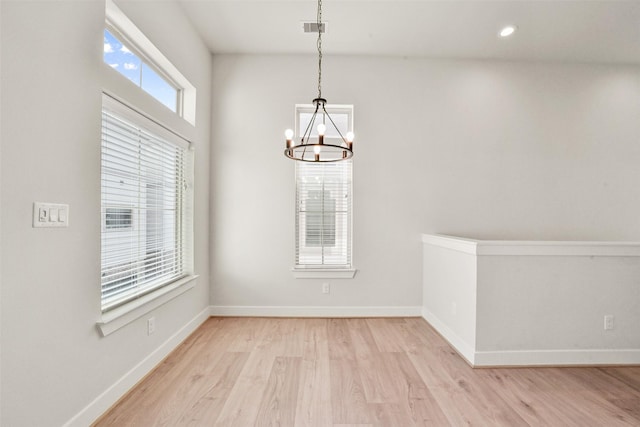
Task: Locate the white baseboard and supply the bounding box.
[421,308,476,365]
[64,306,210,427]
[210,305,423,318]
[474,348,640,367]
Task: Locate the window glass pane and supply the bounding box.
[104,29,178,113]
[299,112,350,138]
[103,29,141,86]
[141,63,178,112]
[325,113,349,138]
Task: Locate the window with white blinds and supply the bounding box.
[295,159,352,268]
[101,95,192,312]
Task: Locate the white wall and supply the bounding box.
[422,240,477,362]
[476,253,640,363]
[210,54,640,312]
[0,1,211,425]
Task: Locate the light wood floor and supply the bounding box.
[95,317,640,426]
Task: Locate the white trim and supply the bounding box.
[102,93,191,148]
[210,305,422,318]
[421,234,480,255]
[97,275,198,336]
[473,349,640,367]
[65,306,210,427]
[291,268,357,279]
[421,309,476,365]
[422,234,640,257]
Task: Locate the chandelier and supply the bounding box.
[284,0,354,162]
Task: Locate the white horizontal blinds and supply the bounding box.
[101,96,191,311]
[296,161,352,267]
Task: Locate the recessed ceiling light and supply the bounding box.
[500,25,517,37]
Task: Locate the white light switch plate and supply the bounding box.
[33,202,69,228]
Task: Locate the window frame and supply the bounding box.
[100,94,194,314]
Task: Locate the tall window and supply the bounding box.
[294,105,353,269]
[100,95,192,311]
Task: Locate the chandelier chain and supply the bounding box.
[317,0,322,99]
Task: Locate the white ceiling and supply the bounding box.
[178,0,640,64]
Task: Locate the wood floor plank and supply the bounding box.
[328,318,356,361]
[404,317,448,347]
[254,356,302,427]
[329,359,371,425]
[295,319,332,427]
[347,319,402,403]
[388,352,431,400]
[333,424,373,427]
[600,367,640,395]
[224,317,267,353]
[389,352,450,425]
[213,350,275,426]
[176,351,250,426]
[365,318,406,353]
[608,398,640,421]
[406,398,455,426]
[408,344,518,425]
[476,368,581,426]
[257,318,305,357]
[95,318,640,427]
[429,345,528,426]
[369,403,417,427]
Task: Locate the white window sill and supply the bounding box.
[97,275,198,337]
[291,268,357,279]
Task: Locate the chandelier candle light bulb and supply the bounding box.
[346,131,354,150]
[285,129,294,149]
[317,123,326,144]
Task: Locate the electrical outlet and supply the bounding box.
[604,315,614,331]
[322,283,330,294]
[451,302,457,315]
[147,317,156,335]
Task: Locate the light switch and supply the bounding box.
[33,202,69,228]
